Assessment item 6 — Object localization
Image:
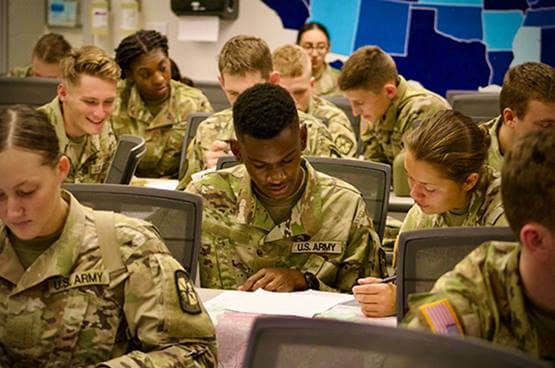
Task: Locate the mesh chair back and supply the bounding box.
[64,184,203,279]
[448,91,500,122]
[322,95,361,155]
[396,226,516,322]
[245,316,547,368]
[0,77,59,107]
[179,112,213,178]
[104,135,146,184]
[216,156,390,239]
[194,80,230,112]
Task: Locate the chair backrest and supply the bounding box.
[179,112,213,178]
[216,156,391,239]
[448,91,500,122]
[244,316,547,368]
[104,135,146,184]
[64,184,203,280]
[322,94,361,155]
[396,226,517,322]
[0,76,59,107]
[194,80,230,112]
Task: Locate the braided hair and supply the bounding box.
[114,30,169,79]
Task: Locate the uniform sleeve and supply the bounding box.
[99,234,217,368]
[360,120,389,163]
[320,196,386,292]
[177,135,204,190]
[402,244,492,338]
[303,118,343,158]
[326,111,358,157]
[96,126,118,183]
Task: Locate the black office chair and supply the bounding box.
[216,156,391,240]
[244,316,547,368]
[447,91,500,123]
[194,80,230,112]
[0,76,59,107]
[104,135,146,184]
[179,112,213,179]
[64,184,203,280]
[396,226,516,322]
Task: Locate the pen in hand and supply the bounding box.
[379,274,397,284]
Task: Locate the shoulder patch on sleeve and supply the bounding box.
[418,298,464,336]
[175,270,202,314]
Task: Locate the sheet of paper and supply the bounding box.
[178,16,219,42]
[204,289,354,318]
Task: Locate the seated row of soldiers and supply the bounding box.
[5,28,555,362]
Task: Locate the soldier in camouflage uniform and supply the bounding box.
[178,35,341,188]
[272,44,358,157]
[6,33,71,79]
[37,45,119,183]
[0,106,216,367]
[111,30,213,178]
[186,84,387,299]
[480,62,555,172]
[296,22,341,97]
[404,127,555,362]
[339,46,449,165]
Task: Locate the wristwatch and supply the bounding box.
[303,272,320,290]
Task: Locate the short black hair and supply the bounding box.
[114,29,169,79]
[296,22,331,44]
[233,83,299,140]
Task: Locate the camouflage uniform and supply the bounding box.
[308,95,358,157]
[110,79,213,178]
[178,108,342,189]
[6,65,33,77]
[404,241,555,361]
[481,115,504,172]
[38,97,117,183]
[360,76,450,164]
[393,167,507,265]
[313,64,341,97]
[0,191,216,367]
[186,159,385,292]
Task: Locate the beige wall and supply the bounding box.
[7,0,302,81]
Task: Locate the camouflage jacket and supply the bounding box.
[0,191,216,368]
[404,242,555,361]
[313,64,341,97]
[178,108,342,189]
[186,159,385,292]
[360,76,450,164]
[308,95,358,157]
[6,65,33,77]
[38,97,116,183]
[481,115,504,172]
[110,79,213,178]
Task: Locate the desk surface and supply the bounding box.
[196,288,396,368]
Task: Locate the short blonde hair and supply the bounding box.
[272,44,311,79]
[60,45,120,86]
[218,35,273,79]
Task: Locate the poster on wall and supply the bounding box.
[47,0,80,28]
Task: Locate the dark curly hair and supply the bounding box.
[114,29,169,79]
[233,83,299,140]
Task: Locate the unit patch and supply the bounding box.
[175,270,201,314]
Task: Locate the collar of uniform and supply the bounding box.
[378,75,409,131]
[10,191,87,295]
[0,225,25,285]
[466,165,500,218]
[487,115,504,166]
[123,79,178,129]
[235,158,323,239]
[45,96,102,167]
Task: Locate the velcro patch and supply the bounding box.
[291,241,343,254]
[175,270,201,314]
[419,299,463,336]
[48,271,109,293]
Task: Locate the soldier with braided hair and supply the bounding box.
[111,29,213,178]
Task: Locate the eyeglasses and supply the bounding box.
[301,43,328,53]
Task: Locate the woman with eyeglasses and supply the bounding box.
[297,22,341,97]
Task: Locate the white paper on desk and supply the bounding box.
[205,289,354,318]
[178,16,219,42]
